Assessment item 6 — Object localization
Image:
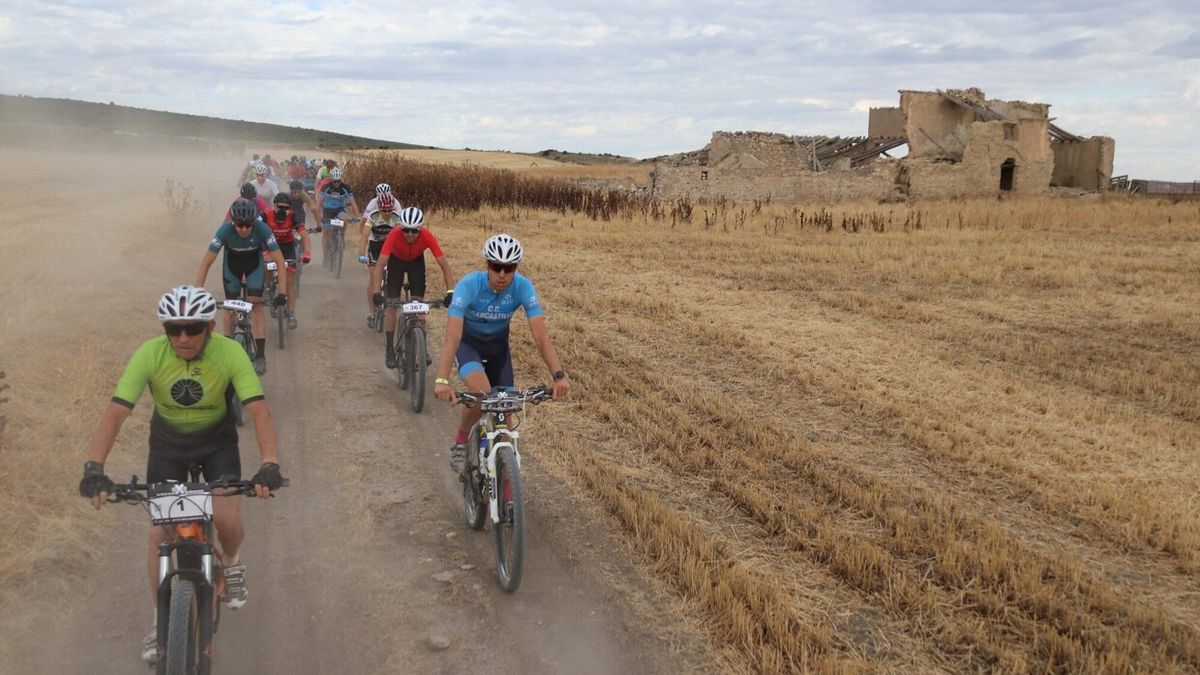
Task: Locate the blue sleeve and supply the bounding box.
[519,276,543,319]
[255,220,280,251]
[448,275,475,319]
[209,222,232,253]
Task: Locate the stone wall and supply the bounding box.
[1052,136,1115,191]
[708,131,808,168]
[900,91,973,158]
[652,163,897,202]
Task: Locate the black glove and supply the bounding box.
[250,462,285,491]
[272,293,288,307]
[443,290,453,307]
[372,292,385,306]
[79,461,114,498]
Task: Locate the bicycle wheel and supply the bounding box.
[492,447,526,592]
[232,332,253,425]
[463,425,487,531]
[164,580,199,675]
[397,326,410,391]
[275,292,285,351]
[334,234,344,279]
[410,326,427,413]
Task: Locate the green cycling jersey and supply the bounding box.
[112,334,263,433]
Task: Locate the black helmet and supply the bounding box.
[289,179,303,191]
[273,193,291,207]
[230,198,258,224]
[240,182,256,200]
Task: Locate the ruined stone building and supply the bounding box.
[651,88,1114,202]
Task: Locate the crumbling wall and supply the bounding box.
[708,131,808,168]
[900,91,973,158]
[868,107,904,139]
[1052,137,1115,191]
[652,163,897,202]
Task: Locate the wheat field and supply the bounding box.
[430,196,1200,673]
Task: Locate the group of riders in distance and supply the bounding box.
[78,153,571,668]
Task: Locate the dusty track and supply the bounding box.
[0,149,705,674]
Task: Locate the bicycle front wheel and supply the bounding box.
[463,425,487,531]
[492,447,526,592]
[397,327,410,391]
[275,295,285,351]
[164,580,199,675]
[410,326,427,413]
[334,235,344,278]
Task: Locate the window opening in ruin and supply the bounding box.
[1003,123,1017,141]
[1000,158,1016,191]
[700,170,708,181]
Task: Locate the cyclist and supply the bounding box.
[78,285,287,664]
[195,198,288,375]
[225,183,269,221]
[357,192,401,329]
[362,182,398,220]
[250,164,279,202]
[315,167,359,264]
[264,193,311,328]
[287,179,318,230]
[434,234,569,473]
[373,207,455,369]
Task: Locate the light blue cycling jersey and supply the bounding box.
[448,270,543,338]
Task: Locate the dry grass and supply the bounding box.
[432,194,1200,673]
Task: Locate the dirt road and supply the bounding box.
[0,149,703,674]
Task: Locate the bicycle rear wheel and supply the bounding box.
[492,447,525,592]
[463,425,487,531]
[164,580,199,675]
[410,326,427,413]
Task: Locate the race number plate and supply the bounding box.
[265,261,278,271]
[402,302,430,315]
[149,488,213,524]
[221,299,253,313]
[329,218,345,228]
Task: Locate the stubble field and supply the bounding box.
[432,195,1200,672]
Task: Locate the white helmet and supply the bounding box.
[375,183,392,196]
[330,167,343,180]
[253,164,268,176]
[398,206,424,230]
[157,285,217,322]
[482,234,523,264]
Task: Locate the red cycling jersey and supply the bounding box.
[380,227,444,261]
[263,210,299,243]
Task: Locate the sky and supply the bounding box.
[1,0,1197,179]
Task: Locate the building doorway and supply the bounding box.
[1000,158,1016,191]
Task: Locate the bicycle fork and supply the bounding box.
[482,428,521,524]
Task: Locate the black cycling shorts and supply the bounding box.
[366,239,384,266]
[278,241,298,264]
[385,257,426,298]
[145,398,241,482]
[455,330,514,388]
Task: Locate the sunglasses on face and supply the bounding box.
[234,222,254,230]
[488,262,518,274]
[164,322,208,337]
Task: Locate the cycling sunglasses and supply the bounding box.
[488,262,518,274]
[234,221,254,230]
[164,322,208,337]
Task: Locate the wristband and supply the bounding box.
[83,460,104,472]
[434,378,450,386]
[552,370,567,381]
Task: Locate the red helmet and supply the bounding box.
[377,193,396,212]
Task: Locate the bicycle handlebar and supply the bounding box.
[454,384,552,408]
[106,477,288,504]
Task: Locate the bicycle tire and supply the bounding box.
[275,290,285,351]
[232,332,253,426]
[164,580,199,675]
[397,325,410,391]
[492,447,526,592]
[410,326,427,413]
[334,234,344,279]
[463,425,487,531]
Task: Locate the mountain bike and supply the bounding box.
[220,298,258,426]
[325,218,346,277]
[368,262,387,334]
[107,474,285,674]
[261,261,285,350]
[386,287,442,413]
[456,384,552,592]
